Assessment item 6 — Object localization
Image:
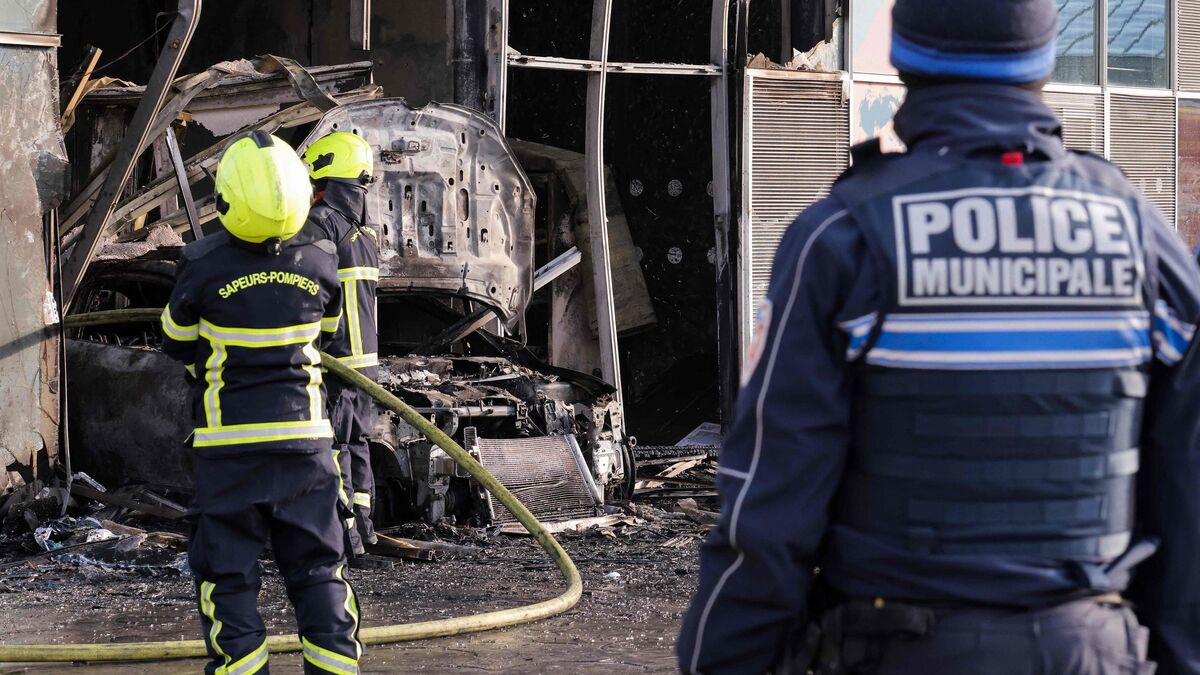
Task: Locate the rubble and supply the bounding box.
[365,534,437,563]
[32,516,115,552]
[93,221,184,262]
[0,507,705,669]
[371,533,481,559]
[674,498,720,528]
[68,484,186,521]
[633,452,719,505]
[0,483,66,536]
[0,487,189,578]
[499,513,645,537]
[54,535,188,574]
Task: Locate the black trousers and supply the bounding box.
[189,453,362,675]
[813,598,1155,675]
[328,379,377,548]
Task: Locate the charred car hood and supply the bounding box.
[299,99,535,328]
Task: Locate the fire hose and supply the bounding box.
[0,308,582,664]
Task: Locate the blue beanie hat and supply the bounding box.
[890,0,1058,84]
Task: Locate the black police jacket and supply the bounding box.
[678,84,1200,675]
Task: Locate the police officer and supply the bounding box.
[677,0,1200,673]
[302,132,380,556]
[162,131,362,674]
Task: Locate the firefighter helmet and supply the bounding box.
[213,131,312,243]
[303,131,374,184]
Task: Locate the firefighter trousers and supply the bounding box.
[328,379,377,550]
[189,452,362,675]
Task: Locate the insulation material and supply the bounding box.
[510,141,656,321]
[190,103,279,136]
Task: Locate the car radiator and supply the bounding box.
[470,430,602,525]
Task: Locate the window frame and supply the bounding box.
[1054,0,1103,86]
[1104,0,1173,90]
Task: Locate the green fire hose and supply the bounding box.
[0,308,581,664]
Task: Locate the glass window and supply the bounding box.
[1179,101,1200,249]
[1054,0,1098,84]
[851,0,895,75]
[1107,0,1169,88]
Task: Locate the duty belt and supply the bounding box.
[779,593,1126,675]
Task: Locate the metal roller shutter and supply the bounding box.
[741,70,848,357]
[1180,0,1200,91]
[1042,90,1105,154]
[1109,93,1177,225]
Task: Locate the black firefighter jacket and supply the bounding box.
[161,229,343,457]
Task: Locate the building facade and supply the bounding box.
[741,0,1198,359]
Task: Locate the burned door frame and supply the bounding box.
[486,0,734,437]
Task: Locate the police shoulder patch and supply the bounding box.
[850,138,883,165]
[742,298,773,386]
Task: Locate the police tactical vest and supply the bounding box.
[830,146,1155,563]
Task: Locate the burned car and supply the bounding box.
[66,99,633,527]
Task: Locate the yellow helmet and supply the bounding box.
[214,132,312,243]
[303,131,374,184]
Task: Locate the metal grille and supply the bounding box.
[1181,0,1200,91]
[1042,91,1105,154]
[742,71,848,356]
[1109,93,1177,226]
[475,435,599,525]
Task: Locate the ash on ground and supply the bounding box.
[0,481,716,674]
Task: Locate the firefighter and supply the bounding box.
[301,132,381,557]
[677,0,1200,673]
[162,131,362,675]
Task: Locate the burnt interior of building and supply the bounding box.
[52,4,834,518]
[56,0,828,443]
[55,1,794,446]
